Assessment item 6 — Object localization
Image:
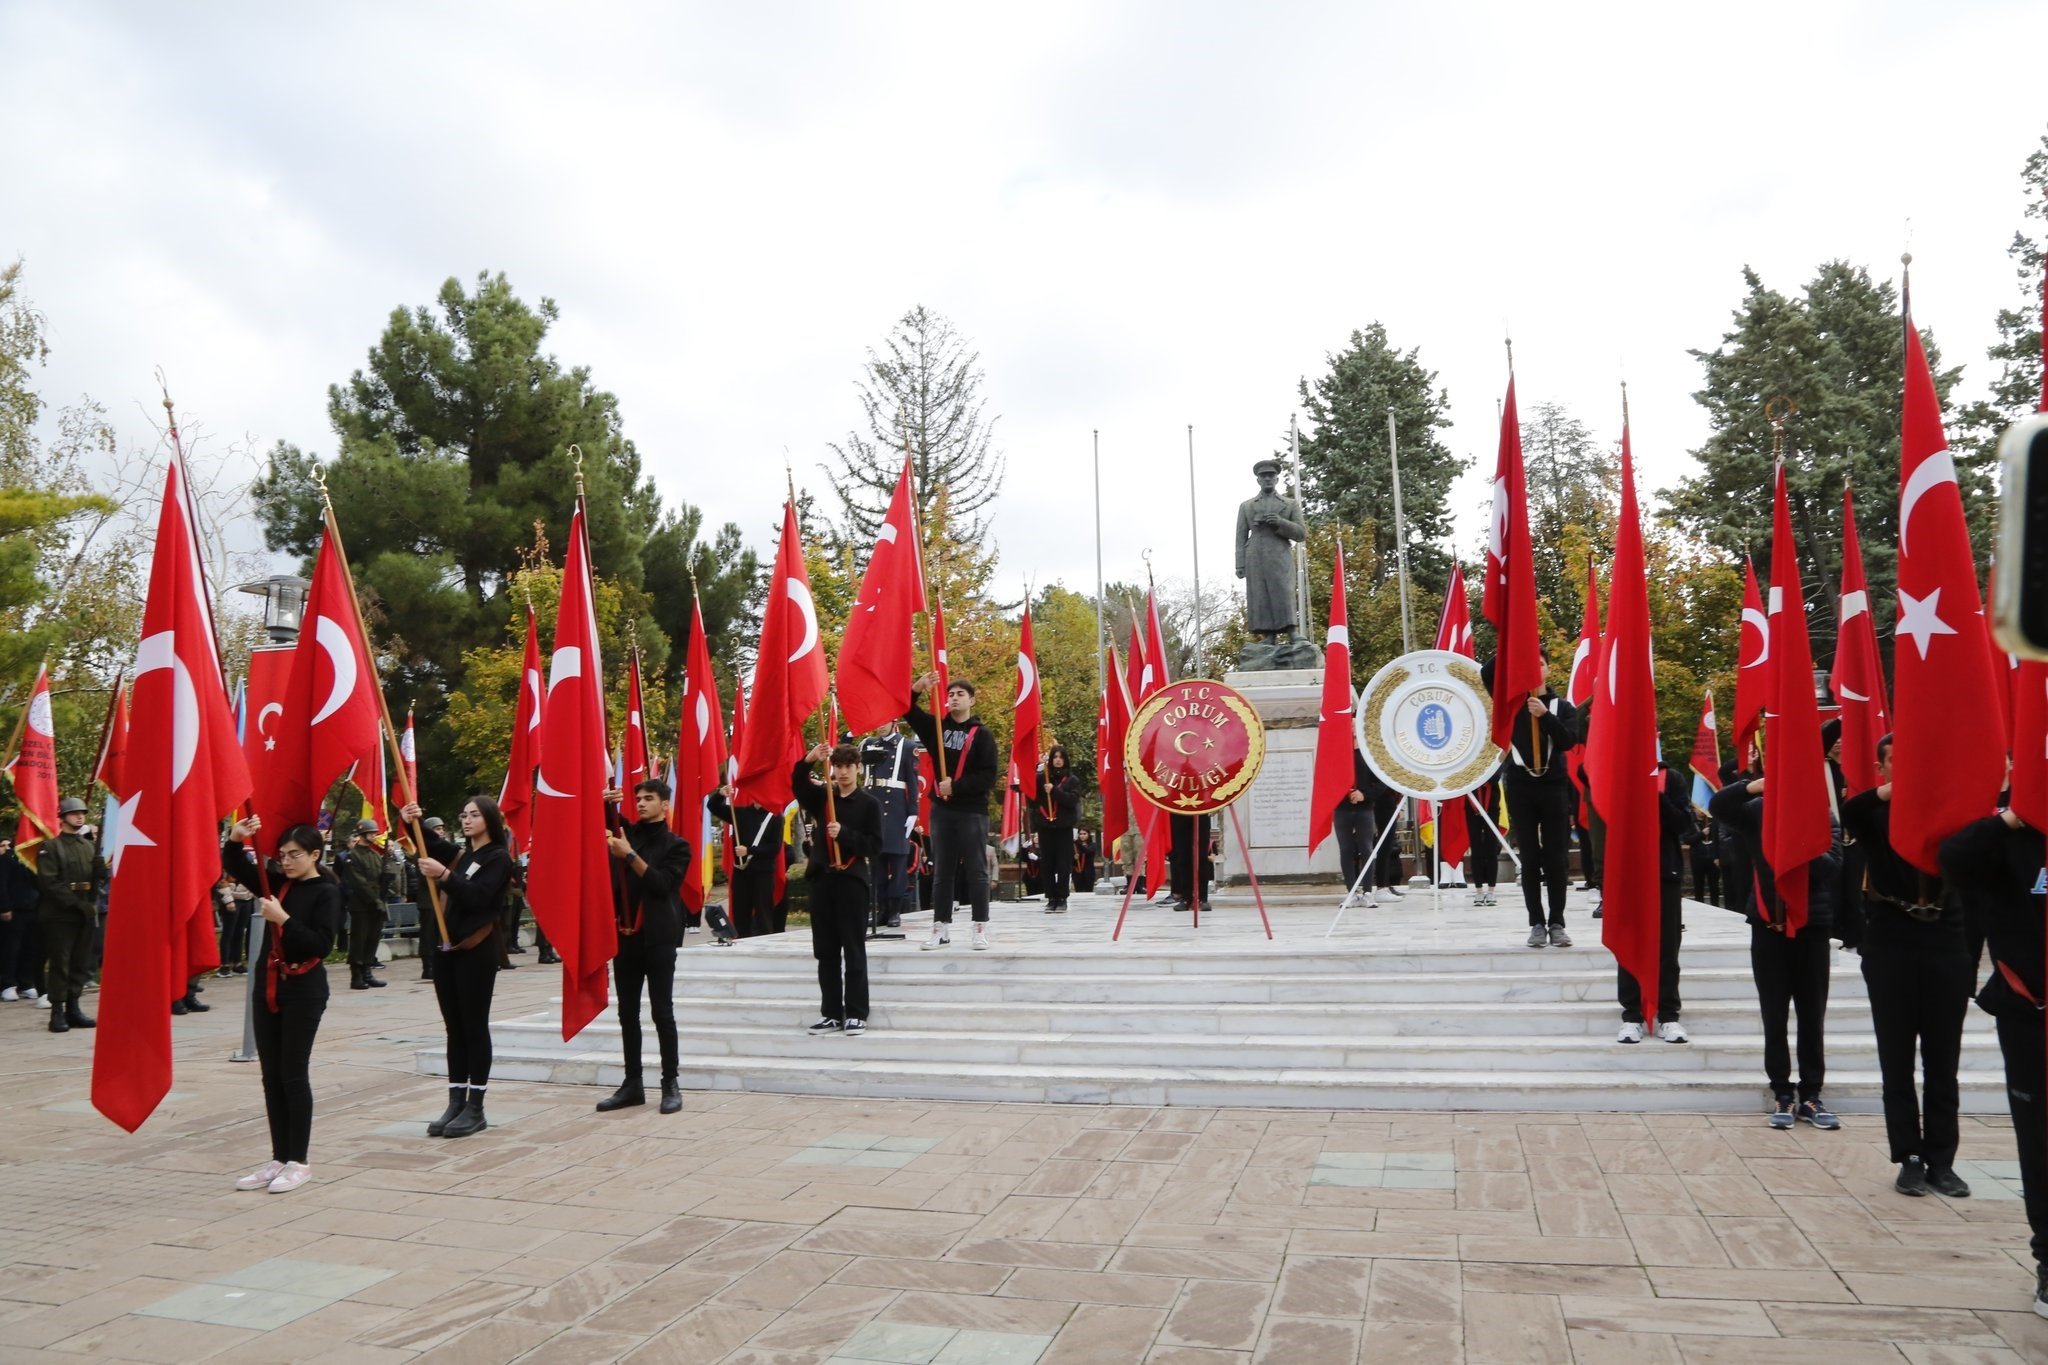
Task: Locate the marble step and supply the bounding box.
[490,1016,2002,1074]
[666,964,1878,1005]
[660,994,1993,1039]
[427,1046,2008,1113]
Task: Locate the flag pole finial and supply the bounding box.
[1765,396,1796,464]
[568,443,586,496]
[1620,379,1631,428]
[1141,546,1155,593]
[1504,336,1515,374]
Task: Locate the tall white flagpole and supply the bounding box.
[1187,424,1202,675]
[1388,409,1415,653]
[1093,429,1104,702]
[1289,414,1309,641]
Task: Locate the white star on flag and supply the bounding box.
[105,789,154,874]
[1896,587,1957,660]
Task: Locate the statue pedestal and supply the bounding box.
[1220,668,1342,884]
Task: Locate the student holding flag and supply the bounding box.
[905,673,999,950]
[595,780,691,1115]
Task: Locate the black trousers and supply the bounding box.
[614,935,678,1083]
[0,911,31,989]
[810,876,871,1021]
[1751,923,1831,1102]
[930,807,990,924]
[1582,801,1606,889]
[1503,779,1572,926]
[1618,881,1685,1023]
[1039,826,1074,907]
[1334,804,1378,895]
[1467,809,1501,887]
[253,971,328,1163]
[1994,1007,2048,1270]
[876,850,914,915]
[39,910,94,1004]
[1373,800,1403,889]
[218,904,252,968]
[347,904,385,968]
[1692,858,1721,908]
[1860,918,1972,1169]
[433,940,498,1087]
[729,864,777,938]
[1169,814,1213,901]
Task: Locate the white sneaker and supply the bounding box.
[973,928,990,951]
[235,1160,285,1191]
[34,994,49,1009]
[1616,1022,1645,1044]
[0,988,15,1002]
[922,928,950,951]
[267,1162,311,1193]
[1656,1021,1690,1044]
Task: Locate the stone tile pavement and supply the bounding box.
[0,962,2044,1362]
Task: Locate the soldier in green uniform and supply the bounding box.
[342,819,389,990]
[36,797,105,1034]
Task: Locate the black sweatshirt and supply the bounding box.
[791,760,883,885]
[1940,815,2046,1016]
[1501,692,1578,787]
[221,840,341,966]
[426,835,515,945]
[1706,783,1841,933]
[611,819,692,952]
[1032,768,1083,832]
[903,699,999,814]
[1841,789,1954,928]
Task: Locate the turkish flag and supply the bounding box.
[1985,562,2020,742]
[92,675,131,801]
[1011,604,1043,801]
[92,453,252,1132]
[1688,690,1721,810]
[527,498,616,1040]
[499,604,543,850]
[621,652,651,795]
[838,457,928,734]
[1892,300,2006,872]
[1097,641,1133,857]
[671,595,727,913]
[1307,542,1354,858]
[1483,376,1543,749]
[1136,592,1172,894]
[1732,557,1767,770]
[399,706,419,810]
[253,518,384,857]
[1420,565,1474,869]
[1590,422,1665,1024]
[1762,463,1833,933]
[2011,269,2048,831]
[930,595,950,700]
[734,501,828,811]
[241,646,293,776]
[6,662,59,849]
[1830,485,1891,797]
[1564,559,1602,797]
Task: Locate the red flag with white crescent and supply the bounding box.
[622,652,650,794]
[1137,592,1172,893]
[2011,272,2048,831]
[1308,543,1354,858]
[1011,603,1042,801]
[1762,462,1833,933]
[1731,556,1767,771]
[92,452,252,1131]
[671,595,727,912]
[1097,642,1132,856]
[92,674,131,802]
[838,456,928,734]
[527,498,615,1040]
[1483,375,1544,749]
[1564,559,1601,796]
[1892,290,2006,872]
[734,501,828,810]
[499,604,543,849]
[5,662,59,850]
[1830,485,1891,797]
[1420,565,1474,868]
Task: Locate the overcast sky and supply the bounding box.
[9,1,2046,605]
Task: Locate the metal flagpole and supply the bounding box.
[1094,430,1104,703]
[1289,416,1310,642]
[1387,410,1415,654]
[1187,425,1202,675]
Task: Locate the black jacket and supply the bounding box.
[1940,815,2046,1017]
[903,700,1000,814]
[1331,750,1391,820]
[1657,767,1694,884]
[221,840,341,970]
[1501,692,1578,788]
[791,760,883,884]
[1031,767,1083,833]
[611,819,692,952]
[0,852,38,915]
[1706,783,1841,934]
[427,835,514,946]
[708,791,784,875]
[1841,789,1956,932]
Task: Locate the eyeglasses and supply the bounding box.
[277,847,316,861]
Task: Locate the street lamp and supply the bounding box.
[236,575,309,644]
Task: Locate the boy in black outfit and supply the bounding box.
[904,674,1001,950]
[597,780,693,1115]
[793,744,882,1035]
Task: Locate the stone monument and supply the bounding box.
[1233,459,1318,673]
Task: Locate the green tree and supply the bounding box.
[1663,261,1972,668]
[252,272,755,811]
[1292,323,1466,592]
[1522,400,1618,616]
[1959,127,2048,461]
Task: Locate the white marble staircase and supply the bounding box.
[420,886,2007,1113]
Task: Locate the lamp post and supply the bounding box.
[235,575,309,645]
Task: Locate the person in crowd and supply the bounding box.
[1167,813,1214,910]
[1466,780,1503,906]
[1372,785,1405,899]
[1614,762,1701,1044]
[793,743,882,1036]
[859,722,921,929]
[1020,834,1043,898]
[1074,829,1098,893]
[596,780,692,1115]
[1843,735,1971,1196]
[1689,801,1722,907]
[904,673,1000,950]
[222,816,342,1194]
[1710,766,1843,1128]
[407,795,514,1140]
[341,819,389,990]
[1030,746,1083,914]
[35,797,104,1033]
[1941,807,2048,1314]
[1333,740,1388,909]
[1489,666,1578,948]
[707,781,783,938]
[0,834,41,1003]
[215,873,253,977]
[1820,721,1866,953]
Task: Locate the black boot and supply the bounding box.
[537,949,561,965]
[442,1089,487,1138]
[171,996,189,1015]
[182,990,210,1013]
[362,964,387,988]
[595,1081,646,1113]
[350,965,369,991]
[427,1086,467,1137]
[49,1009,69,1034]
[65,1000,95,1028]
[660,1080,682,1115]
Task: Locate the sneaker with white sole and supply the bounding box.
[843,1018,866,1037]
[1656,1020,1689,1044]
[235,1160,285,1191]
[1769,1098,1796,1129]
[1548,924,1572,948]
[922,928,950,951]
[1796,1097,1839,1130]
[973,928,991,951]
[21,986,36,1000]
[267,1162,311,1193]
[808,1017,843,1034]
[1617,1021,1645,1044]
[1526,927,1548,949]
[34,994,49,1009]
[0,987,14,1002]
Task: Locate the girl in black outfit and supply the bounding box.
[405,794,513,1139]
[223,818,341,1194]
[1031,746,1083,913]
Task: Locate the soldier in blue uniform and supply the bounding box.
[859,723,921,929]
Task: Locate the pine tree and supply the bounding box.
[1959,128,2048,458]
[1521,400,1617,618]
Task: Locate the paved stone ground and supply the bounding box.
[1,957,2045,1363]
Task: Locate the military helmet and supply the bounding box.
[58,797,89,816]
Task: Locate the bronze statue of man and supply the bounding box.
[1235,459,1307,654]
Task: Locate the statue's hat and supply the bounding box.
[1252,458,1282,476]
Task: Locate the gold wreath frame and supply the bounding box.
[1124,681,1268,815]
